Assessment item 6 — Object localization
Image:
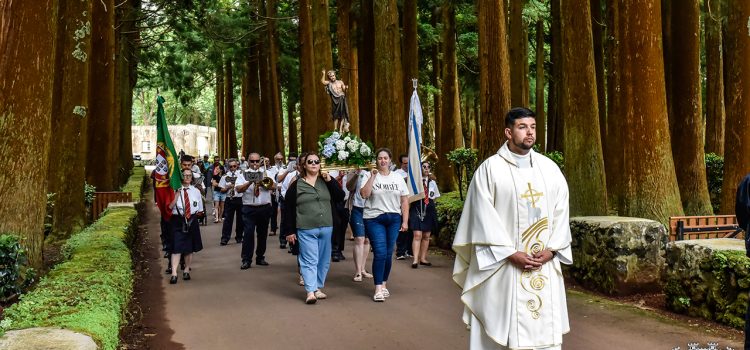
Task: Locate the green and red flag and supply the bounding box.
[153,96,181,220]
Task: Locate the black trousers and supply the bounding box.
[221,197,244,243]
[278,199,287,246]
[241,204,272,263]
[270,195,279,232]
[396,229,414,256]
[332,205,350,255]
[160,217,173,253]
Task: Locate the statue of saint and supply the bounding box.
[321,69,350,133]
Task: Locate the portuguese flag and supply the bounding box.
[153,96,181,220]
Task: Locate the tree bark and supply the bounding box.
[312,0,334,135]
[509,0,528,107]
[606,0,684,224]
[720,0,750,214]
[374,0,406,157]
[299,0,318,152]
[216,64,225,158]
[591,0,606,142]
[357,0,375,143]
[547,0,564,153]
[267,0,284,155]
[668,0,712,215]
[287,94,299,153]
[402,0,419,121]
[259,28,274,157]
[86,0,117,191]
[478,0,511,160]
[560,0,608,216]
[117,0,137,182]
[224,59,238,158]
[346,4,360,136]
[534,20,546,152]
[0,0,58,268]
[704,0,725,156]
[48,0,93,242]
[437,2,463,192]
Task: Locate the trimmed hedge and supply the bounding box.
[435,191,464,249]
[1,207,138,350]
[120,166,147,203]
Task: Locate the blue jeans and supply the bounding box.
[297,226,333,293]
[349,207,366,237]
[364,213,401,285]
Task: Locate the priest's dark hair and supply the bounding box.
[504,107,536,128]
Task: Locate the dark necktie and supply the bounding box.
[423,180,430,205]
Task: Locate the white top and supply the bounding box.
[351,170,368,208]
[242,169,274,205]
[426,179,441,200]
[328,170,350,200]
[280,170,299,198]
[219,171,247,198]
[361,171,409,219]
[394,168,408,180]
[266,164,285,197]
[172,185,204,215]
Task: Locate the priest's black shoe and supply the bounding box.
[169,276,178,284]
[240,261,252,270]
[256,259,269,266]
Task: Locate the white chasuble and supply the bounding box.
[452,142,572,350]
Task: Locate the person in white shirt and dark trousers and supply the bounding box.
[236,153,275,269]
[219,159,246,245]
[168,169,205,284]
[408,161,440,268]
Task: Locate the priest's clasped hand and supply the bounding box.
[509,250,555,270]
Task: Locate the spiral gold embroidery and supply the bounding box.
[520,217,549,319]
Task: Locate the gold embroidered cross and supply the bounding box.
[521,182,543,208]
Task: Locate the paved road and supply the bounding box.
[140,197,743,350]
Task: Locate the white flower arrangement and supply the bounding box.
[318,131,375,168]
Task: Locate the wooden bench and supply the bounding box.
[668,215,744,241]
[92,192,133,220]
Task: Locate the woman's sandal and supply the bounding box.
[353,273,363,282]
[362,271,373,279]
[305,294,317,304]
[419,261,432,266]
[412,262,418,269]
[373,291,385,302]
[382,288,390,298]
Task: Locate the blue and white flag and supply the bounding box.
[407,85,425,203]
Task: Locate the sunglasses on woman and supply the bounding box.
[307,159,321,165]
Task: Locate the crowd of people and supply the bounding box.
[156,148,441,304]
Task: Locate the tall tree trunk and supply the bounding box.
[509,0,528,107]
[312,0,334,135]
[534,20,546,152]
[117,0,137,182]
[0,0,58,268]
[560,0,608,216]
[259,25,274,157]
[347,6,360,135]
[547,0,564,153]
[357,0,375,143]
[225,59,238,158]
[48,0,92,242]
[662,0,673,132]
[299,0,318,151]
[591,0,606,142]
[704,0,725,156]
[427,8,441,150]
[606,0,683,224]
[216,65,225,158]
[267,0,284,155]
[668,0,712,215]
[374,0,406,156]
[720,0,750,214]
[437,2,463,192]
[86,0,116,191]
[247,42,263,154]
[478,0,511,160]
[402,0,419,121]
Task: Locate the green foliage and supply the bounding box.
[84,182,96,206]
[0,235,35,303]
[544,151,564,172]
[120,166,147,203]
[2,207,138,350]
[446,148,478,200]
[435,191,465,249]
[705,153,724,213]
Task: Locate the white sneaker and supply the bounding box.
[373,291,385,302]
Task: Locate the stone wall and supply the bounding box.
[567,216,667,295]
[131,124,217,160]
[664,238,749,329]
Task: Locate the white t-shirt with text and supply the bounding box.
[361,171,409,219]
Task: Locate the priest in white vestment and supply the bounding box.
[452,107,572,350]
